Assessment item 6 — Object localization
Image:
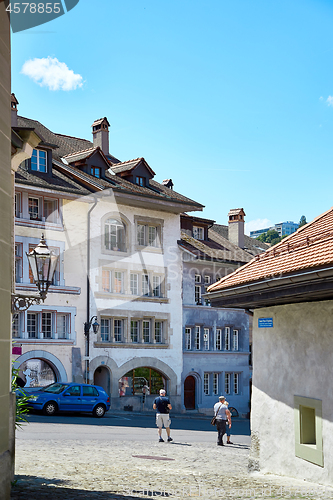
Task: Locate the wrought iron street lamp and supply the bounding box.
[11,234,59,313]
[84,316,100,383]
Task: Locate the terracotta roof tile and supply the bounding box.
[208,207,333,292]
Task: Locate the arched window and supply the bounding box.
[119,367,166,396]
[18,359,57,388]
[104,218,126,252]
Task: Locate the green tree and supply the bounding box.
[299,215,307,228]
[256,229,281,246]
[12,363,30,428]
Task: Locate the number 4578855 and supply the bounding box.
[6,3,61,14]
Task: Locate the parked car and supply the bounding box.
[27,382,110,417]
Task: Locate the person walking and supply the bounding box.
[213,395,231,446]
[225,400,233,444]
[153,389,173,442]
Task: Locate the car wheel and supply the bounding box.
[93,404,106,418]
[43,401,57,416]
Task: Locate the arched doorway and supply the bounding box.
[184,375,196,409]
[94,366,111,396]
[17,358,57,388]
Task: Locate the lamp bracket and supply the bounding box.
[11,293,42,313]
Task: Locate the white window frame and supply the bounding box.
[195,326,200,350]
[195,285,201,304]
[234,373,239,395]
[137,223,161,248]
[31,149,47,172]
[153,275,162,297]
[195,274,201,283]
[114,319,123,342]
[100,318,111,342]
[204,275,210,285]
[213,373,219,395]
[225,373,231,395]
[43,198,59,224]
[114,271,124,294]
[102,270,112,292]
[104,218,126,252]
[193,226,204,240]
[225,327,230,351]
[130,273,139,295]
[204,373,209,395]
[56,313,70,339]
[143,320,150,343]
[142,274,150,296]
[154,321,163,343]
[203,328,209,350]
[131,320,139,343]
[215,329,222,350]
[185,327,191,350]
[232,329,239,351]
[15,192,21,218]
[28,196,41,221]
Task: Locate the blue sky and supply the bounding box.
[11,0,333,233]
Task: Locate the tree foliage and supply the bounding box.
[256,229,281,246]
[299,215,307,228]
[12,364,30,429]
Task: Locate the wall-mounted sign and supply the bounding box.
[258,317,273,328]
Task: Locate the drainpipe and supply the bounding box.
[86,196,98,383]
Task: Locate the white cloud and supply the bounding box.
[326,96,333,107]
[245,218,273,236]
[21,57,83,91]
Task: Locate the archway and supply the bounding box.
[13,350,67,385]
[184,375,196,409]
[94,366,111,396]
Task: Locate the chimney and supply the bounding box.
[11,93,18,127]
[228,208,245,248]
[91,117,110,155]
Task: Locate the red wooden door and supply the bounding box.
[184,376,195,409]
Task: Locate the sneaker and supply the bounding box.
[226,441,233,445]
[167,437,173,442]
[159,437,164,442]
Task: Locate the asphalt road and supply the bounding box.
[18,411,251,445]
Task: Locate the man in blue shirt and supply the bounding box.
[153,389,173,442]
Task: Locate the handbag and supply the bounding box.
[211,404,222,426]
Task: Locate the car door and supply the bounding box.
[59,385,82,411]
[81,385,99,411]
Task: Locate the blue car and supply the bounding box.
[27,382,110,418]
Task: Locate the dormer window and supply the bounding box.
[91,166,101,178]
[193,226,204,240]
[31,149,47,173]
[135,176,145,186]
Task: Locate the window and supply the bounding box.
[102,270,111,292]
[225,327,230,351]
[131,320,139,342]
[185,328,191,350]
[100,318,110,342]
[215,329,222,350]
[154,321,163,343]
[130,273,139,295]
[44,199,58,223]
[204,276,210,285]
[42,312,52,339]
[204,373,209,395]
[143,320,150,343]
[15,192,21,217]
[28,197,40,220]
[56,314,70,339]
[135,176,145,186]
[31,149,47,172]
[153,276,161,297]
[195,285,201,304]
[203,328,209,350]
[232,329,239,351]
[225,373,231,395]
[294,396,323,467]
[213,373,219,395]
[142,274,150,296]
[114,319,122,342]
[195,326,200,350]
[137,223,160,247]
[15,243,23,283]
[193,226,204,240]
[83,386,99,397]
[105,218,126,252]
[27,313,37,338]
[12,314,20,338]
[91,166,101,178]
[114,272,124,293]
[234,373,239,394]
[195,274,201,283]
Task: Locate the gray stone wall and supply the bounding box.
[0,4,13,499]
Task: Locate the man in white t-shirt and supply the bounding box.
[213,395,231,446]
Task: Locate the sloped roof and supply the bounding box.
[211,224,269,256]
[110,157,156,177]
[63,146,112,168]
[208,207,333,294]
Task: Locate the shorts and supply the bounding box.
[156,413,171,428]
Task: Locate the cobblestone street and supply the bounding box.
[10,415,333,500]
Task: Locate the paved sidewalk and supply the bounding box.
[11,421,333,500]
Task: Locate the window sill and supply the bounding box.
[94,342,169,349]
[15,284,81,295]
[16,218,63,231]
[95,292,168,303]
[135,245,163,254]
[13,339,74,344]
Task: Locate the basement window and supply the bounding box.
[294,395,323,467]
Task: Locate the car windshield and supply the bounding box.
[40,383,69,394]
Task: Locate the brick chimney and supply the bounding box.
[228,208,245,248]
[11,93,18,127]
[91,117,110,155]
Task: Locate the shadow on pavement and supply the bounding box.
[11,475,148,499]
[25,412,251,435]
